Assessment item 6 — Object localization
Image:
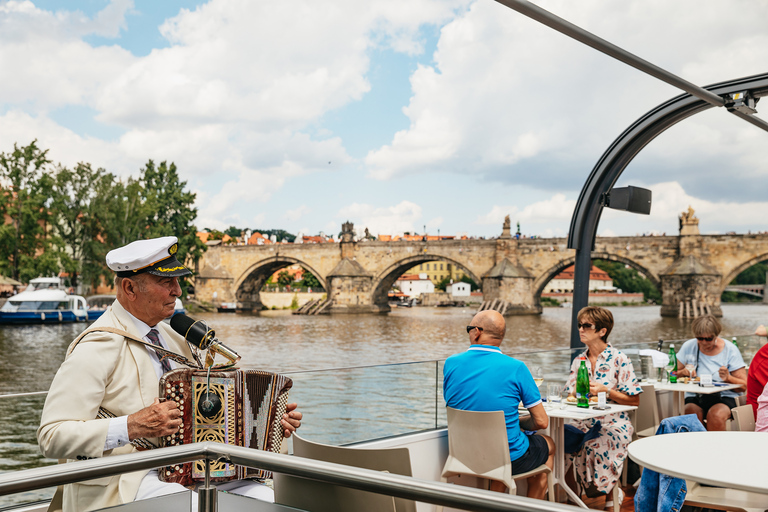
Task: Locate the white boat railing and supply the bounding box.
[0,442,584,512]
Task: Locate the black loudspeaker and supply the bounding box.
[606,186,652,215]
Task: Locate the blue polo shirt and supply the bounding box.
[443,345,541,461]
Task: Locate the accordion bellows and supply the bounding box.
[158,368,292,486]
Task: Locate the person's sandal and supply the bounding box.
[604,487,624,510]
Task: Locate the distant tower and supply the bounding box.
[341,221,355,243]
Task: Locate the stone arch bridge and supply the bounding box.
[194,226,768,317]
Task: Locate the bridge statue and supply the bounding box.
[679,205,700,236]
[500,215,512,239]
[193,218,768,318]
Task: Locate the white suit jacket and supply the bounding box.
[38,300,194,512]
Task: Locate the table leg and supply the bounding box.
[552,416,588,508]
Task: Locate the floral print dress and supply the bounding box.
[564,344,642,495]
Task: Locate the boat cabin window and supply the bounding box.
[12,300,69,311]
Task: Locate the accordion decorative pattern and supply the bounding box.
[158,368,293,486]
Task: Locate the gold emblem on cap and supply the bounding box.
[169,243,178,255]
[157,266,185,273]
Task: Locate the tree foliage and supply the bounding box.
[300,268,321,289]
[0,140,60,281]
[0,142,206,294]
[277,270,293,287]
[593,259,661,303]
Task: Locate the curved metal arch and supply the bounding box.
[566,72,768,348]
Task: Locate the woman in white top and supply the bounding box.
[674,315,747,431]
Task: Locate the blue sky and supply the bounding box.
[1,0,767,239]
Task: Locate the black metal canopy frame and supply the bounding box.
[492,0,768,348]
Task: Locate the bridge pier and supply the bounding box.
[482,258,541,316]
[659,255,722,317]
[326,257,388,314]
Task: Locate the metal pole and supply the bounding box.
[493,0,768,135]
[493,0,723,107]
[198,455,217,512]
[570,248,592,350]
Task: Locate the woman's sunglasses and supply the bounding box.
[696,336,715,342]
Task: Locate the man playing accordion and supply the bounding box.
[38,236,302,512]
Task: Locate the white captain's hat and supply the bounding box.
[106,236,192,278]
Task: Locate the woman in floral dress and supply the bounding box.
[565,306,642,509]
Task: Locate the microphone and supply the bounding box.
[170,313,215,350]
[170,313,241,366]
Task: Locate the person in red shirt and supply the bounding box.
[747,325,768,417]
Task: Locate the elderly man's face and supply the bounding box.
[130,274,181,326]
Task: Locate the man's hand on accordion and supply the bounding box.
[281,403,302,438]
[127,398,183,439]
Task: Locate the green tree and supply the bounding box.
[300,268,322,289]
[277,270,292,286]
[140,160,206,272]
[224,226,242,238]
[435,276,451,291]
[50,162,117,291]
[0,141,58,281]
[593,259,661,303]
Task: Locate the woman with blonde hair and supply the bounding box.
[674,315,746,430]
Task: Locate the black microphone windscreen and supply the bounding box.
[170,313,212,349]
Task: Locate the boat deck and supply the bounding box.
[579,485,635,511]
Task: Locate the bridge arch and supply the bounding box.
[234,256,327,309]
[718,252,768,296]
[371,254,482,307]
[532,254,659,302]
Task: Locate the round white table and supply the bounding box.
[628,431,768,494]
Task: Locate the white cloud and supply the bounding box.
[337,200,423,236]
[476,194,575,230]
[365,0,768,196]
[285,205,311,222]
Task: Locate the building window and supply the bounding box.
[440,264,443,270]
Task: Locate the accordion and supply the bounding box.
[158,368,293,486]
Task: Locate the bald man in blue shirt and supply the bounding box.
[444,310,554,500]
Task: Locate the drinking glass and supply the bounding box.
[533,367,544,388]
[685,363,695,379]
[547,384,561,409]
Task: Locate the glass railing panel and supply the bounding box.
[0,393,56,509]
[285,360,442,446]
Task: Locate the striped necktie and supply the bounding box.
[146,328,172,374]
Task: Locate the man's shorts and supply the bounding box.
[511,433,548,475]
[685,394,737,418]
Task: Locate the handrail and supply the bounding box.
[0,442,582,512]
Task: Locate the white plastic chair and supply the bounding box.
[731,404,756,432]
[437,407,553,512]
[685,481,768,512]
[274,433,414,512]
[635,384,661,438]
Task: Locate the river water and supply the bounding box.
[1,304,766,506]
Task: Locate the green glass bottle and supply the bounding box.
[668,344,677,383]
[576,357,590,408]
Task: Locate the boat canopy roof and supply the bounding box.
[10,289,69,303]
